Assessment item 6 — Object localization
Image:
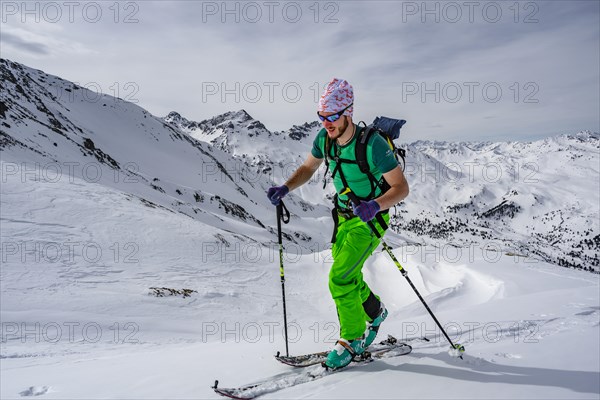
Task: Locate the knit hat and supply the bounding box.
[318,78,354,117]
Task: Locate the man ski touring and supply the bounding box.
[267,78,409,369]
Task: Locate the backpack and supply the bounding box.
[323,116,407,200]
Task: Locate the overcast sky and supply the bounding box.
[1,0,598,142]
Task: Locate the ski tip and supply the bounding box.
[213,385,260,400]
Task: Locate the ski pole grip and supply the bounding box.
[340,188,382,239]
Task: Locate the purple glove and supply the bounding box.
[353,200,381,222]
[267,185,289,205]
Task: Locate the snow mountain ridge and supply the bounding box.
[2,58,599,272]
[164,103,599,274]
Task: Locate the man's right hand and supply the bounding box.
[267,185,289,206]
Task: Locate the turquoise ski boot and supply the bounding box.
[364,303,388,348]
[324,337,366,369]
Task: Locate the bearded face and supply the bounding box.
[323,115,349,141]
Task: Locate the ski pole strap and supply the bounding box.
[375,212,389,232]
[277,200,290,224]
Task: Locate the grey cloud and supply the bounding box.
[1,0,596,140]
[1,32,50,55]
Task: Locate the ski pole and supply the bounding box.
[340,188,465,358]
[276,200,291,357]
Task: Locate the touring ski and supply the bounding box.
[212,336,413,399]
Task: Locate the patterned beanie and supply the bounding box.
[318,78,354,117]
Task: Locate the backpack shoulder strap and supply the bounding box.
[354,122,388,199]
[324,134,331,163]
[322,134,332,188]
[355,121,374,174]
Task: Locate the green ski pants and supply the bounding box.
[329,213,389,340]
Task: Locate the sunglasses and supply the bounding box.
[317,103,353,123]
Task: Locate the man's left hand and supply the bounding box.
[353,200,380,222]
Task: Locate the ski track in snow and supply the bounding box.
[19,386,50,397]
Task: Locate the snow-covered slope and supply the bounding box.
[396,133,600,271]
[0,58,329,248]
[1,166,598,399]
[1,59,599,399]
